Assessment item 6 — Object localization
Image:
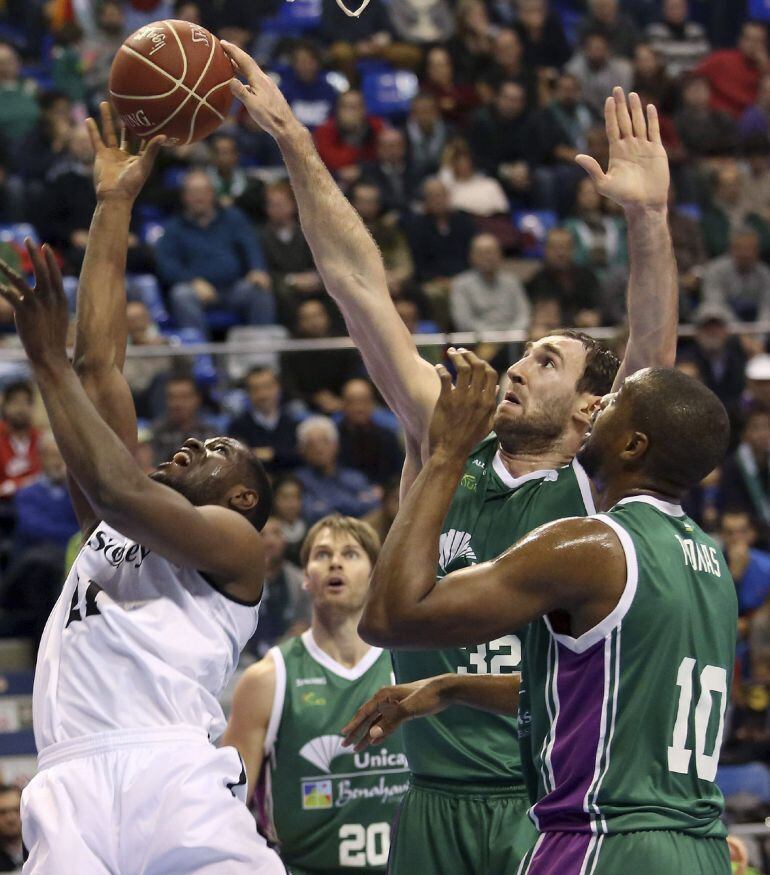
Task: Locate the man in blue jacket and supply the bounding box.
[155,169,275,335]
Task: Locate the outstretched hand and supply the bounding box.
[576,87,669,212]
[429,348,498,460]
[221,41,295,139]
[85,102,165,203]
[0,240,69,368]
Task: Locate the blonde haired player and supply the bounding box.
[223,515,408,874]
[0,108,284,874]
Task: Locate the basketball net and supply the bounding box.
[286,0,371,17]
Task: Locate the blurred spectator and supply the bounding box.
[278,40,338,131]
[404,93,453,182]
[719,510,770,653]
[272,474,307,564]
[421,45,480,127]
[701,228,770,323]
[700,163,770,259]
[313,90,385,182]
[0,41,39,145]
[720,408,770,534]
[468,80,534,202]
[673,74,737,159]
[295,416,381,523]
[338,379,404,485]
[744,354,770,412]
[477,29,536,106]
[683,304,746,412]
[577,0,640,59]
[13,433,78,553]
[0,381,41,500]
[439,138,509,218]
[350,182,414,295]
[13,90,72,183]
[80,0,125,110]
[227,366,299,473]
[740,75,770,146]
[512,0,571,71]
[631,43,676,112]
[320,0,421,83]
[281,299,360,414]
[526,227,603,326]
[445,0,496,85]
[363,477,400,542]
[534,73,595,163]
[694,21,769,119]
[123,300,172,420]
[245,517,309,658]
[566,31,633,116]
[564,177,627,274]
[155,170,275,335]
[206,134,265,223]
[667,186,708,304]
[150,374,218,465]
[450,234,530,332]
[0,785,22,872]
[361,128,419,215]
[645,0,710,79]
[387,0,454,46]
[261,181,321,322]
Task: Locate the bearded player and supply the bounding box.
[351,351,735,875]
[0,108,284,873]
[224,39,677,875]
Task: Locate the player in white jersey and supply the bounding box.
[0,107,284,874]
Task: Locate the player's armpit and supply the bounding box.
[100,485,265,598]
[221,654,276,798]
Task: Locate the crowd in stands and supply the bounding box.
[0,0,769,858]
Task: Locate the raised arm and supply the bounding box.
[576,88,677,390]
[222,43,440,453]
[0,246,264,596]
[69,105,164,530]
[221,654,276,798]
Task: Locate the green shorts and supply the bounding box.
[518,830,731,875]
[388,775,537,875]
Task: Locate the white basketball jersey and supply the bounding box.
[33,523,260,752]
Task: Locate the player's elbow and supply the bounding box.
[358,608,399,648]
[73,348,118,380]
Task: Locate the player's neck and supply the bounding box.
[310,611,371,669]
[497,444,573,479]
[595,479,682,512]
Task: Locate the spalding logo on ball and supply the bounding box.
[109,20,234,146]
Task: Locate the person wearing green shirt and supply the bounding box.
[223,515,408,874]
[353,354,735,875]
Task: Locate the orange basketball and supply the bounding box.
[109,20,234,146]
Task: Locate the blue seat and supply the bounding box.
[750,0,770,21]
[262,0,321,35]
[361,69,418,118]
[164,327,219,387]
[0,223,40,248]
[127,275,171,329]
[513,210,558,258]
[717,762,770,802]
[677,203,702,223]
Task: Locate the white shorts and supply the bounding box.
[21,725,286,874]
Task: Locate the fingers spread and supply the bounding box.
[603,95,619,143]
[99,102,118,149]
[628,91,646,140]
[0,259,28,293]
[42,245,64,297]
[574,154,605,184]
[448,348,473,392]
[613,86,632,139]
[221,41,262,88]
[142,134,166,166]
[25,239,52,297]
[646,103,661,145]
[84,117,103,155]
[0,284,22,309]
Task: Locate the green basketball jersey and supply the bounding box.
[520,495,737,838]
[392,434,596,784]
[262,631,409,873]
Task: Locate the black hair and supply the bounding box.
[626,368,730,490]
[241,452,272,531]
[291,38,322,63]
[37,89,69,111]
[2,380,33,406]
[245,365,278,382]
[552,329,620,397]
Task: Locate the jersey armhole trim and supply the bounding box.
[199,571,262,608]
[263,647,286,756]
[571,458,597,515]
[544,514,638,654]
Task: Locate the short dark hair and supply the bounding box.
[552,329,619,397]
[0,784,20,797]
[245,365,277,382]
[627,368,730,490]
[166,374,199,394]
[241,452,272,531]
[2,380,33,405]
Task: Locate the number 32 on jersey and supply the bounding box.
[457,635,521,675]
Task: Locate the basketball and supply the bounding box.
[109,20,234,146]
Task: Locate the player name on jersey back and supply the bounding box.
[32,523,260,751]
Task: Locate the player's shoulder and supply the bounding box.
[237,651,279,696]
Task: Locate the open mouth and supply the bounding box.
[504,391,522,407]
[172,449,192,467]
[326,576,345,590]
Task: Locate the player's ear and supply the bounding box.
[620,430,649,462]
[227,485,258,514]
[574,392,599,428]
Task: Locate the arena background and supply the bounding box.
[0,0,768,870]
